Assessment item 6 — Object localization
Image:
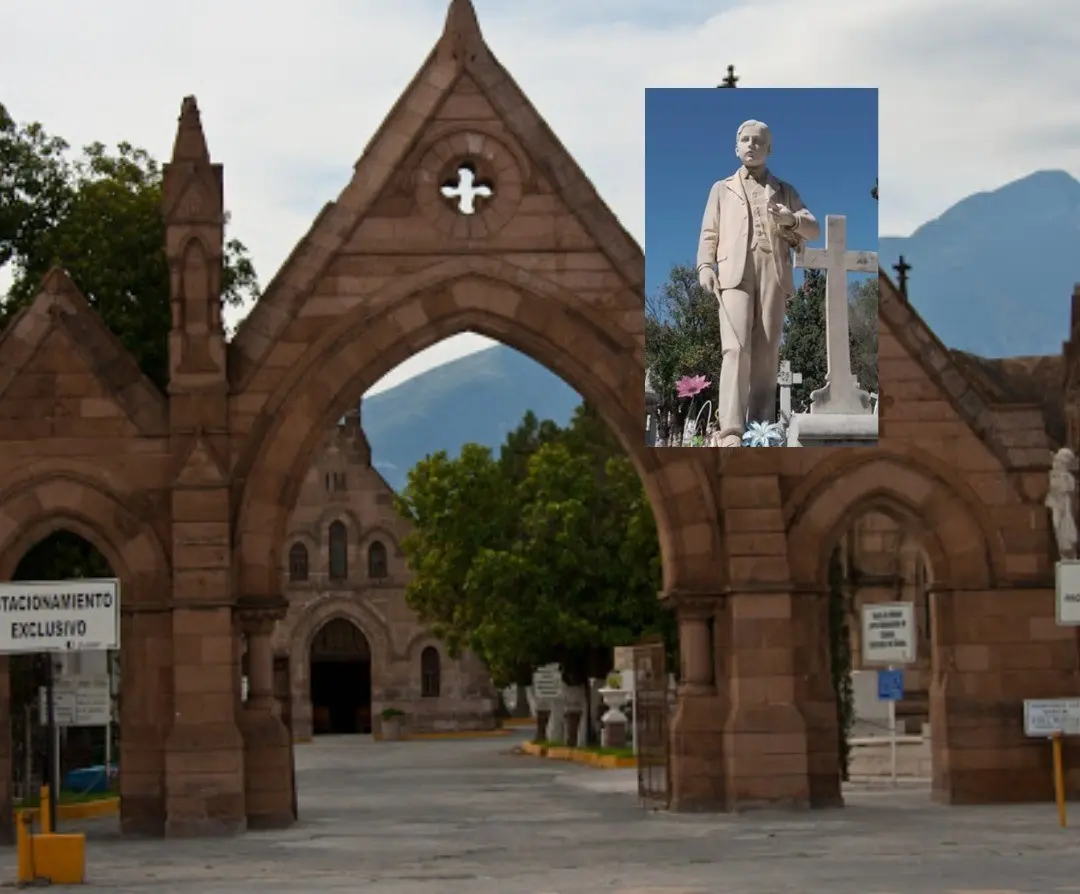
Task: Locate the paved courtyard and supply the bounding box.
[2,730,1080,892]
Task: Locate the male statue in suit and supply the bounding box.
[697,120,819,446]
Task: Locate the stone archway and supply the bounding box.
[308,618,373,736]
[288,597,393,740]
[782,451,1067,805]
[232,265,720,603]
[0,471,172,838]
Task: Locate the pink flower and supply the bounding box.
[675,375,711,400]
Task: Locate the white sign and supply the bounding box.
[1056,561,1080,626]
[0,579,119,653]
[1024,698,1080,738]
[532,664,562,702]
[861,601,916,665]
[39,675,112,727]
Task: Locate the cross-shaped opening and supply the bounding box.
[440,162,494,215]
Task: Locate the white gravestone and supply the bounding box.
[777,359,802,418]
[795,215,877,414]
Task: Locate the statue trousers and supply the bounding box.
[715,246,787,438]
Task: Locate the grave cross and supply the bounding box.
[893,255,911,297]
[795,215,877,414]
[777,359,802,418]
[440,165,492,215]
[719,65,739,87]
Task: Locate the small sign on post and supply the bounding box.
[876,668,904,702]
[860,601,915,666]
[1056,560,1080,626]
[1024,698,1080,829]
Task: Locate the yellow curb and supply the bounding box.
[16,797,120,823]
[402,729,510,741]
[519,741,547,756]
[545,746,574,760]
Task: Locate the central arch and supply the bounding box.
[232,263,723,600]
[308,617,373,735]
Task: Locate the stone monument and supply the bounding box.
[1046,447,1078,560]
[696,119,820,446]
[785,215,879,447]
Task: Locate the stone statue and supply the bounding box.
[1046,447,1079,560]
[697,120,819,447]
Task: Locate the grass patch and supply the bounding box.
[18,789,119,808]
[571,745,635,759]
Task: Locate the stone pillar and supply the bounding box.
[119,607,171,837]
[791,587,843,807]
[930,585,1080,804]
[0,657,12,845]
[666,592,727,810]
[237,603,295,829]
[723,589,810,809]
[165,604,246,837]
[719,473,812,810]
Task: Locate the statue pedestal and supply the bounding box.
[787,412,878,447]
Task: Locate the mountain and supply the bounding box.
[362,344,581,492]
[880,170,1080,358]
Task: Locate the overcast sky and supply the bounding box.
[2,0,1077,393]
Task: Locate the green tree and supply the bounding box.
[0,104,259,390]
[397,405,668,706]
[0,105,261,630]
[780,269,827,413]
[780,271,880,413]
[645,264,722,442]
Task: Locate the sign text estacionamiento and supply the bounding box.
[0,589,116,641]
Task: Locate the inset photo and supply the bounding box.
[644,87,879,448]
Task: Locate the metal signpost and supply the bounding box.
[876,668,905,785]
[1023,698,1080,828]
[862,601,916,787]
[0,578,120,833]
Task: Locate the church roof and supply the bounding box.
[949,350,1065,447]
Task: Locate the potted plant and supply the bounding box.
[380,707,405,741]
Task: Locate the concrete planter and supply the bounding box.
[381,716,403,741]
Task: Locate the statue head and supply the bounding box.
[735,120,771,169]
[1054,447,1079,473]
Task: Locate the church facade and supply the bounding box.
[265,406,496,741]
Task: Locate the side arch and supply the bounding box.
[290,594,395,674]
[784,453,1004,590]
[0,472,172,605]
[233,267,721,598]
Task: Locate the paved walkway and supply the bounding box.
[2,731,1080,892]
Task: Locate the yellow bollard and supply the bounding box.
[1052,732,1067,828]
[40,784,51,834]
[16,811,35,884]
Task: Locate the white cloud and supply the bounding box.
[3,0,1077,391]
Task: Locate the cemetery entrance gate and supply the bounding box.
[632,640,670,809]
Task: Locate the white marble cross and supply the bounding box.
[795,215,877,414]
[441,166,492,215]
[777,360,802,417]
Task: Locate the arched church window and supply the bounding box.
[288,542,309,582]
[328,521,348,580]
[368,540,388,579]
[420,646,441,697]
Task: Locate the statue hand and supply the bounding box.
[770,203,796,228]
[698,265,719,296]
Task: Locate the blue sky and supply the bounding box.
[644,87,878,301]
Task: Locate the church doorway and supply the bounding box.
[309,618,372,735]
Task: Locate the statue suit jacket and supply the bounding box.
[696,169,820,296]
